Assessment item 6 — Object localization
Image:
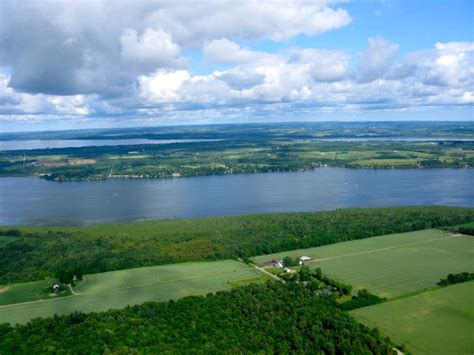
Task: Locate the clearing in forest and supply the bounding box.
[0,260,264,325]
[252,229,474,297]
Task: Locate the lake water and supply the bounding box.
[0,168,472,226]
[0,139,220,151]
[304,137,474,142]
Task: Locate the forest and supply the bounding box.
[1,206,473,284]
[0,282,395,354]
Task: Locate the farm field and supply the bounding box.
[0,260,264,325]
[252,229,474,297]
[351,282,474,354]
[0,279,58,305]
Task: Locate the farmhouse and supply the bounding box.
[299,256,311,265]
[272,259,283,268]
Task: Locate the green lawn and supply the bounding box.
[351,282,474,355]
[0,260,262,324]
[252,229,474,297]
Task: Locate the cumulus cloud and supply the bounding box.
[203,39,262,65]
[145,0,352,44]
[291,49,349,82]
[138,70,191,103]
[0,0,471,128]
[120,28,182,69]
[357,37,400,82]
[0,0,351,97]
[423,41,474,86]
[218,72,266,90]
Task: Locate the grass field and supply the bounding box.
[351,282,474,354]
[252,229,474,297]
[0,260,263,324]
[0,279,62,305]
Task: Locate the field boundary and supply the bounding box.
[308,234,461,264]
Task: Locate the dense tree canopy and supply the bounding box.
[437,272,474,287]
[1,206,473,283]
[0,282,395,354]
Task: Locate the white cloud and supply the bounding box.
[120,28,182,68]
[293,49,349,82]
[434,41,474,53]
[357,37,399,82]
[203,39,262,65]
[424,41,474,86]
[145,0,351,44]
[0,0,351,96]
[47,95,91,116]
[0,0,471,128]
[138,70,190,102]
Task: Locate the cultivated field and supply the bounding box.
[351,282,474,354]
[0,260,264,324]
[0,279,56,305]
[252,229,474,297]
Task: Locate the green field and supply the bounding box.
[0,236,18,248]
[0,260,263,324]
[0,279,60,305]
[351,282,474,354]
[252,229,474,297]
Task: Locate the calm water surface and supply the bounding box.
[0,168,472,226]
[304,137,474,142]
[0,139,219,151]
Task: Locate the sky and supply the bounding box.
[0,0,473,132]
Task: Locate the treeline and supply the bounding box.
[339,289,385,311]
[0,282,395,354]
[448,222,474,236]
[437,272,474,287]
[0,206,473,283]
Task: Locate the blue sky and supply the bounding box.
[0,0,472,132]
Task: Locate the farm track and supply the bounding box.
[308,234,461,264]
[252,264,285,283]
[68,284,80,296]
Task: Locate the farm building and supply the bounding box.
[272,259,283,268]
[299,256,311,265]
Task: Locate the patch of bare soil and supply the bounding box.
[0,286,10,293]
[36,160,67,167]
[68,158,96,165]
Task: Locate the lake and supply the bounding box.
[303,137,474,142]
[0,139,220,151]
[1,168,472,226]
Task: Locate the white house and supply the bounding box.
[299,256,311,265]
